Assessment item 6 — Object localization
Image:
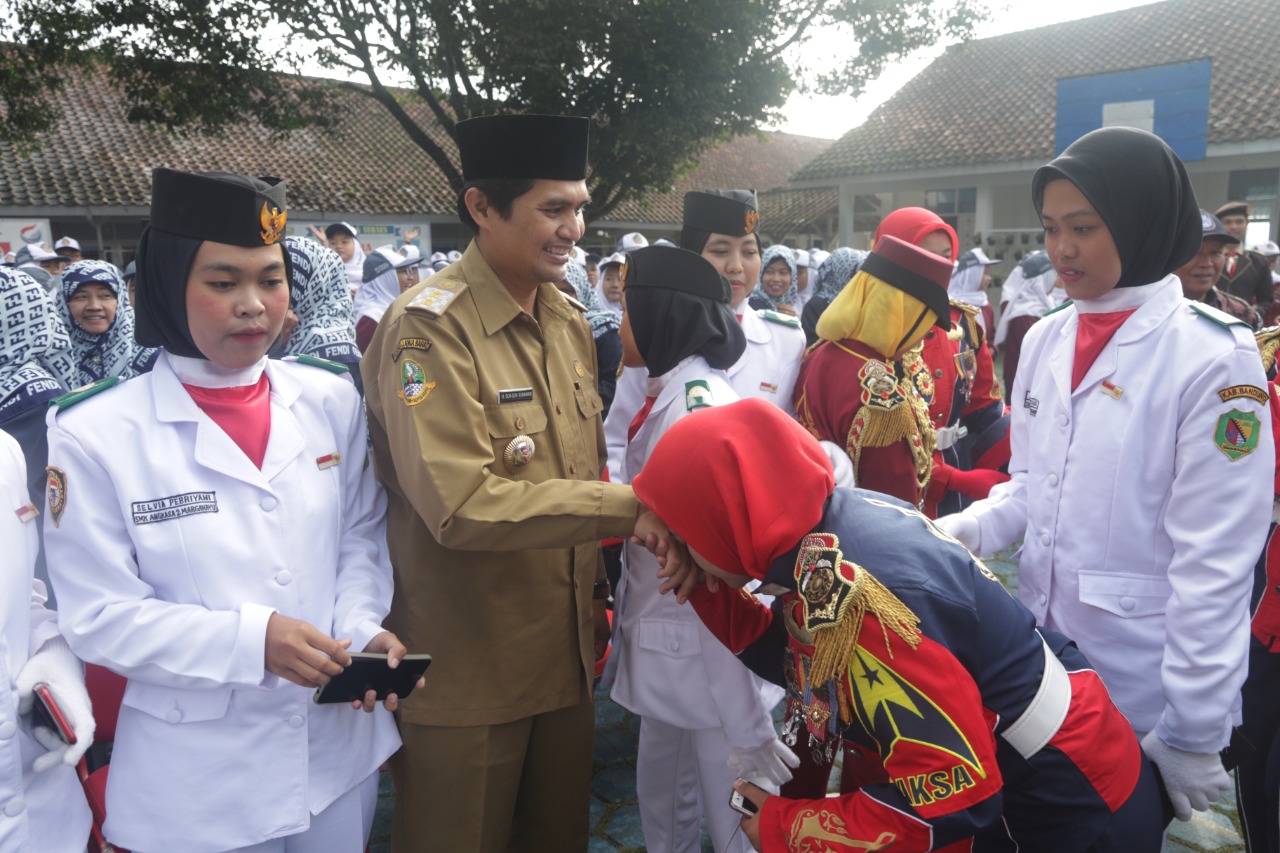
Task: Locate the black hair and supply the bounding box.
[456,178,537,233]
[585,253,601,266]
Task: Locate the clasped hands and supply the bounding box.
[632,502,714,603]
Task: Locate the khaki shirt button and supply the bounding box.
[515,417,525,430]
[556,403,563,415]
[570,463,578,474]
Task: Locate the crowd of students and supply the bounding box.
[1,116,1279,853]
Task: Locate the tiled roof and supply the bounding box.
[795,0,1280,181]
[0,64,830,225]
[596,131,832,225]
[0,65,460,215]
[757,186,838,237]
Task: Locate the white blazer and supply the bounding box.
[727,307,805,415]
[960,277,1272,751]
[608,357,780,749]
[43,353,400,853]
[0,431,90,853]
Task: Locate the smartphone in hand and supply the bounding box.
[32,684,76,745]
[729,789,758,817]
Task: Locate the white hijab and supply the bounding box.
[994,257,1063,346]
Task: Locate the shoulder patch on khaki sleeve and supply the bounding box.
[1218,384,1269,404]
[399,359,437,406]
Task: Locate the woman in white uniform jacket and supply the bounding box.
[0,429,92,852]
[608,247,795,853]
[43,169,403,853]
[604,190,804,480]
[940,128,1273,822]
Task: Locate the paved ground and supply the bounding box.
[369,544,1247,851]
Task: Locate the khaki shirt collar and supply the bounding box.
[461,240,579,339]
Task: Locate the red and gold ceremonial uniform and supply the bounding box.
[794,339,933,509]
[918,302,1010,519]
[630,399,1162,853]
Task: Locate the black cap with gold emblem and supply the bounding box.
[136,167,290,359]
[457,115,590,182]
[149,168,288,246]
[680,189,759,253]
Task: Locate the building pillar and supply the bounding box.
[838,183,856,248]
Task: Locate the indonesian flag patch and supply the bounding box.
[316,452,342,470]
[14,503,38,523]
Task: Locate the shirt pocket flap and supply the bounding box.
[122,680,233,724]
[1078,571,1172,618]
[637,618,702,658]
[484,402,548,438]
[575,387,604,419]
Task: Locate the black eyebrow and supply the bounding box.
[195,261,286,274]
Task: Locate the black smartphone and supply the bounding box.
[312,652,432,704]
[729,789,759,817]
[32,683,77,745]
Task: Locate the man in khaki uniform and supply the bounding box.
[363,114,677,852]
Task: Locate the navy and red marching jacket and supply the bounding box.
[688,488,1145,852]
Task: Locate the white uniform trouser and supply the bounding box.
[134,771,379,853]
[637,717,753,853]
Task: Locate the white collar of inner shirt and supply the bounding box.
[167,353,268,389]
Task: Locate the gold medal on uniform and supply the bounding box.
[503,435,536,473]
[573,359,586,378]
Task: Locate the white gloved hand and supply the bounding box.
[16,636,95,772]
[728,738,800,788]
[935,513,981,554]
[819,441,856,489]
[1141,731,1231,821]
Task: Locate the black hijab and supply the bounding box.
[624,246,746,378]
[134,226,205,358]
[1032,127,1201,288]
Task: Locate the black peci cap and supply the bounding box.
[150,168,288,246]
[681,189,759,238]
[623,246,731,303]
[457,115,590,181]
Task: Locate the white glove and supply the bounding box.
[16,636,95,772]
[819,441,856,489]
[935,512,981,554]
[1141,731,1231,821]
[728,739,800,788]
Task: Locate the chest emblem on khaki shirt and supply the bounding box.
[400,359,437,406]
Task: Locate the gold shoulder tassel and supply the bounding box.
[1256,326,1280,374]
[808,563,922,688]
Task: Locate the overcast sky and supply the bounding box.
[776,0,1160,138]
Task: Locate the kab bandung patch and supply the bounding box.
[1215,409,1261,461]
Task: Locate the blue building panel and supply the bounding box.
[1055,59,1212,161]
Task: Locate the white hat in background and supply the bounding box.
[396,245,423,268]
[599,252,627,270]
[618,232,648,253]
[794,249,810,268]
[54,236,81,252]
[1254,241,1280,257]
[447,250,463,263]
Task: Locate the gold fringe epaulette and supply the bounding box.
[841,350,936,503]
[1257,326,1280,374]
[795,533,923,690]
[949,299,983,345]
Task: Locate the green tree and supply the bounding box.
[0,0,984,220]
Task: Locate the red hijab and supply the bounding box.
[875,207,959,261]
[631,399,834,579]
